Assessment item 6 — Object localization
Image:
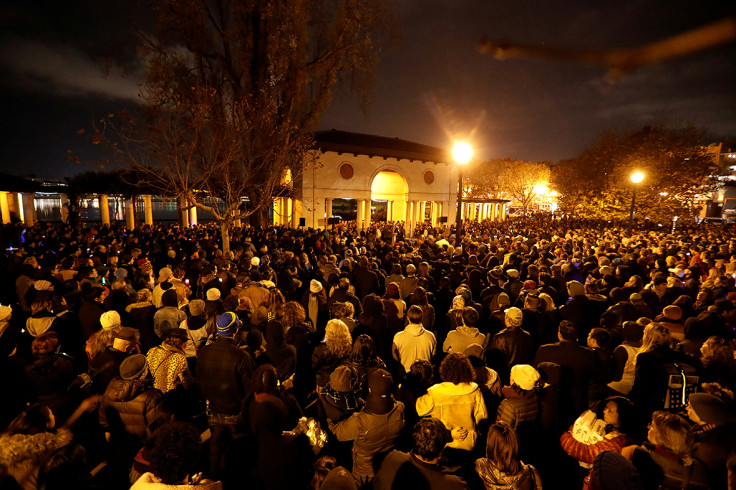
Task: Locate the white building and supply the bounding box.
[274,130,507,230]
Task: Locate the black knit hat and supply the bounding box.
[365,369,394,414]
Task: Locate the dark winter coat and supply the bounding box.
[99,377,163,440]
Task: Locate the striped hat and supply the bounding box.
[216,312,241,337]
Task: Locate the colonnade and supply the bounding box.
[458,201,507,222]
[0,191,201,229]
[0,191,507,231]
[0,191,37,226]
[272,197,304,228]
[316,197,506,232]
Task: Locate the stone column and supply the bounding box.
[0,192,10,224]
[292,199,303,228]
[365,199,371,227]
[143,195,153,225]
[21,193,35,226]
[9,193,22,221]
[287,198,294,227]
[97,194,109,226]
[189,201,198,226]
[407,201,415,234]
[500,202,507,220]
[272,199,280,225]
[126,197,136,230]
[325,198,333,220]
[387,200,393,221]
[357,199,365,229]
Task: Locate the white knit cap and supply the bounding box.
[100,310,122,330]
[510,364,540,391]
[206,288,221,301]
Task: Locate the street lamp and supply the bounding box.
[532,183,549,213]
[452,141,473,246]
[629,171,644,232]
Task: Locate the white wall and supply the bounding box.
[301,150,457,228]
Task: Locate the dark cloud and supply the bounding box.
[0,39,141,100]
[1,0,734,178]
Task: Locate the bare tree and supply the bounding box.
[94,0,393,252]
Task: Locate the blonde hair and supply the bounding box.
[267,289,286,315]
[324,319,352,358]
[637,323,671,358]
[538,292,555,311]
[87,327,120,359]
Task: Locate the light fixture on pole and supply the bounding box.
[629,171,644,233]
[452,141,473,246]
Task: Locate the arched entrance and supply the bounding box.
[371,169,408,222]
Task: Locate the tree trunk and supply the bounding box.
[177,200,188,228]
[220,222,231,255]
[250,207,269,229]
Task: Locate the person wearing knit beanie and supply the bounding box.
[216,312,241,337]
[100,310,122,331]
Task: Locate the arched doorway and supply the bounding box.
[371,170,408,222]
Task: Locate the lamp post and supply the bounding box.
[629,171,644,233]
[452,141,473,246]
[532,183,548,213]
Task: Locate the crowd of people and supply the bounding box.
[0,213,735,490]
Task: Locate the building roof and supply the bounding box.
[314,130,450,164]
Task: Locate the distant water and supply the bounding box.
[33,194,219,223]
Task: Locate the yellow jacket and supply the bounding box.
[416,381,487,451]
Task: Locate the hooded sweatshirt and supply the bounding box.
[416,381,488,451]
[393,323,436,373]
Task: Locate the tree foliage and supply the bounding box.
[467,159,551,214]
[94,0,393,251]
[551,126,718,221]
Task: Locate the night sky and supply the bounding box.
[1,0,735,180]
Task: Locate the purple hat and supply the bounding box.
[216,312,241,337]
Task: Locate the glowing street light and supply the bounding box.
[629,171,644,232]
[532,183,549,212]
[452,141,474,164]
[453,141,473,246]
